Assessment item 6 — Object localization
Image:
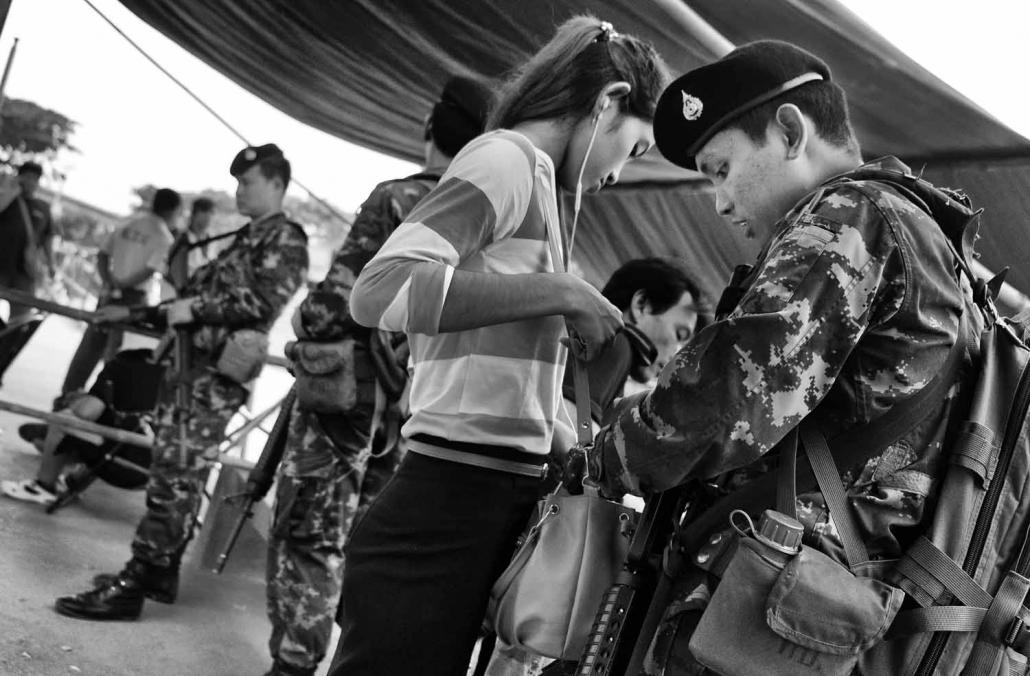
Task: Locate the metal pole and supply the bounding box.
[651,0,734,58]
[0,285,292,368]
[0,398,257,470]
[0,36,18,120]
[0,399,154,447]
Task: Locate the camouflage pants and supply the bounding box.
[130,370,247,568]
[266,403,403,672]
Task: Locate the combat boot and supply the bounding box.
[90,560,178,604]
[54,574,145,621]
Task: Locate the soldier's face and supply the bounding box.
[235,166,282,218]
[695,125,808,241]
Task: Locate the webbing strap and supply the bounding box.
[573,357,592,447]
[962,572,1030,675]
[951,421,997,483]
[800,424,869,568]
[775,429,798,518]
[891,605,988,636]
[900,536,993,609]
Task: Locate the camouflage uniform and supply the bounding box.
[131,213,309,569]
[594,157,982,674]
[266,174,438,674]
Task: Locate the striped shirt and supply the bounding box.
[350,130,571,455]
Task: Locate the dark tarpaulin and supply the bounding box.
[119,0,1030,293]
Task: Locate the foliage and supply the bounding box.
[0,97,78,160]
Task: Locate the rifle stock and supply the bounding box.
[575,486,690,676]
[214,387,296,573]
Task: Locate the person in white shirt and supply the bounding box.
[58,188,181,398]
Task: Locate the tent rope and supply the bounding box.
[81,0,351,226]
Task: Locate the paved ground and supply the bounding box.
[0,313,340,676]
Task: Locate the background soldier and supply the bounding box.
[263,75,493,676]
[586,41,981,673]
[54,143,309,621]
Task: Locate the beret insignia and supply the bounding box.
[681,91,703,121]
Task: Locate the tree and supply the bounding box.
[0,97,77,158]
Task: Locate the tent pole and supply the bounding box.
[652,0,734,57]
[0,35,18,129]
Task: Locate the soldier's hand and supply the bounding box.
[94,305,131,324]
[166,298,196,326]
[563,277,623,362]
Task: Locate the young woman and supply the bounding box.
[329,17,669,676]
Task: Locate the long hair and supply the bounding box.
[487,16,669,131]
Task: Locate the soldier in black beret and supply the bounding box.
[585,40,982,673]
[54,144,309,623]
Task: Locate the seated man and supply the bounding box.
[2,348,163,505]
[563,257,708,424]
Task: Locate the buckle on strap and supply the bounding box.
[1004,617,1030,653]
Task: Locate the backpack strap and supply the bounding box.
[680,331,967,557]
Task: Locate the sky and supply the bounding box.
[0,0,1027,217]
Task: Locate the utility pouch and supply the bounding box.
[690,536,903,676]
[287,339,357,414]
[216,329,269,384]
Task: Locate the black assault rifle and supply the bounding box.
[574,483,699,676]
[214,386,297,573]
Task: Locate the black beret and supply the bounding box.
[429,76,493,157]
[230,143,285,177]
[654,40,831,171]
[18,161,43,177]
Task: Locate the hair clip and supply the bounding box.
[596,21,619,42]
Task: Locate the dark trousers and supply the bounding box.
[329,451,541,676]
[61,290,147,395]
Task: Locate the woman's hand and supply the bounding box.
[563,276,623,362]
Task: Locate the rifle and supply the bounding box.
[574,483,696,676]
[214,386,296,573]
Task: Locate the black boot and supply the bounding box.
[54,575,144,621]
[91,561,178,604]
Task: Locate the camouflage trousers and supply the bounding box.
[130,370,247,568]
[266,403,403,672]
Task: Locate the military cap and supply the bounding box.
[428,75,494,157]
[229,143,285,177]
[654,40,832,171]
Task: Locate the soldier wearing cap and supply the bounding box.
[54,143,309,622]
[262,76,492,676]
[585,41,980,672]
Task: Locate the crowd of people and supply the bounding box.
[0,12,997,676]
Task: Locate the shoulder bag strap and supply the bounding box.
[541,202,593,450]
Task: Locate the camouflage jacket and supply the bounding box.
[597,156,982,560]
[185,211,309,356]
[296,173,439,342]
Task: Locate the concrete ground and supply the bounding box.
[0,313,336,676]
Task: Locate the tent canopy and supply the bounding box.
[120,0,1030,299]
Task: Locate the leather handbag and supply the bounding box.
[487,358,638,660]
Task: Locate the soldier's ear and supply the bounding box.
[629,289,650,323]
[773,103,807,160]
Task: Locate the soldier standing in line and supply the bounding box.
[583,41,982,674]
[54,143,309,622]
[262,76,493,676]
